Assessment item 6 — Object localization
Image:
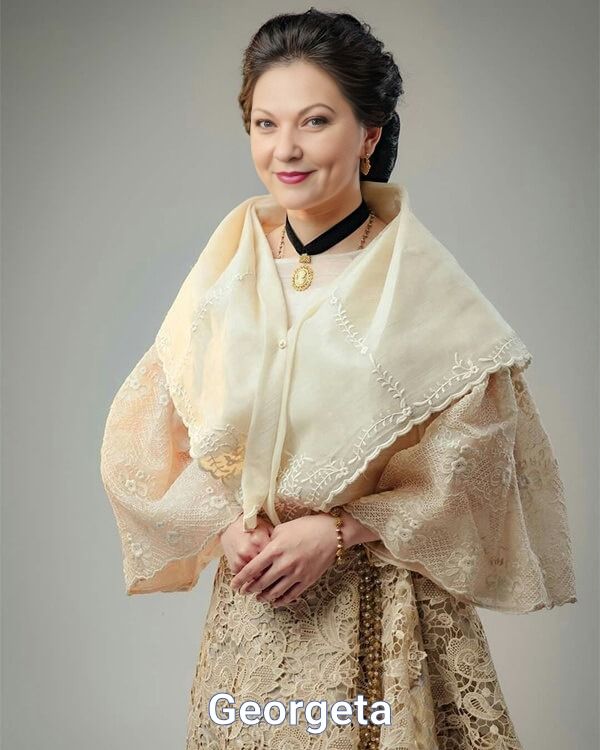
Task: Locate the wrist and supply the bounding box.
[218,509,243,540]
[336,508,380,547]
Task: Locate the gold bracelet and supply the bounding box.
[329,506,346,564]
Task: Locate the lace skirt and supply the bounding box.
[185,541,523,749]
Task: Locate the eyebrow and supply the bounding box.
[251,103,336,117]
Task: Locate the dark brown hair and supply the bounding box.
[238,8,404,183]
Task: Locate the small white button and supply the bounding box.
[278,338,287,349]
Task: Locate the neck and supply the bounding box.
[284,183,365,251]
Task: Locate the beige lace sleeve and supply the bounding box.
[100,343,243,595]
[344,366,577,614]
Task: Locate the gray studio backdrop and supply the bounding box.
[2,1,598,748]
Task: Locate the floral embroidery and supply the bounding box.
[275,341,532,518]
[100,344,245,595]
[191,270,254,331]
[342,366,577,614]
[329,291,410,407]
[193,423,246,480]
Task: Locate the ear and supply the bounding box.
[363,125,383,156]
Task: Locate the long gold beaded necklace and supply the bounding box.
[276,200,376,291]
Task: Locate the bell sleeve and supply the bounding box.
[343,365,578,614]
[100,342,244,595]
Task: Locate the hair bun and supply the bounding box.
[361,111,400,184]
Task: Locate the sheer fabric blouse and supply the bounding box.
[274,248,362,329]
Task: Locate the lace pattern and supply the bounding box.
[100,343,243,595]
[186,538,366,749]
[100,347,577,747]
[184,515,524,749]
[411,574,523,749]
[276,314,533,515]
[343,367,577,613]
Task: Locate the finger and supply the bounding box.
[230,546,273,590]
[231,559,249,576]
[239,577,258,594]
[244,564,284,594]
[258,576,298,602]
[272,581,305,607]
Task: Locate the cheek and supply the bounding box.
[316,130,359,168]
[250,138,269,166]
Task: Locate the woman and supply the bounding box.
[100,9,577,749]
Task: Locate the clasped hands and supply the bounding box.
[219,509,378,608]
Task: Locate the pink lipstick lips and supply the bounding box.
[276,171,314,184]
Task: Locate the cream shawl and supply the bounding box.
[154,181,532,532]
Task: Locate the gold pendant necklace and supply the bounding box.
[277,210,376,291]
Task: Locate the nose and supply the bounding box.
[272,124,302,163]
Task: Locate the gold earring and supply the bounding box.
[360,153,371,175]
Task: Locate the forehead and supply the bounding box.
[251,61,346,113]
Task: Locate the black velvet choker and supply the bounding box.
[284,198,371,257]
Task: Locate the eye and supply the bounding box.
[253,116,329,130]
[306,116,328,127]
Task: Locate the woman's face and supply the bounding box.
[250,60,380,211]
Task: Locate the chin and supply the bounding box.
[273,183,324,209]
[272,188,311,208]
